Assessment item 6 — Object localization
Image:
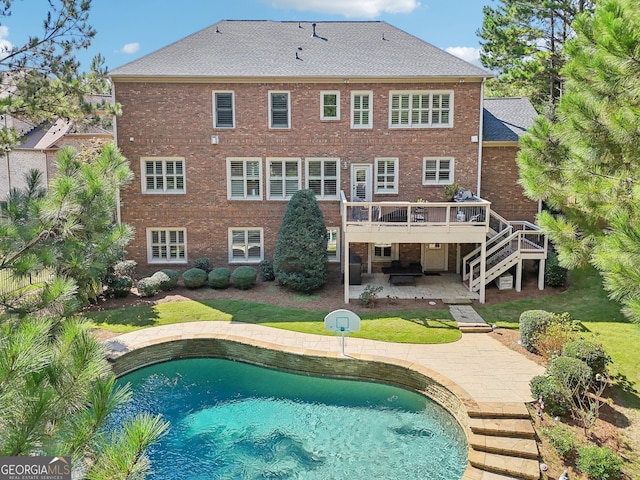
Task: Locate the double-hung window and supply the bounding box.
[229,228,263,263]
[142,158,185,193]
[375,157,398,194]
[320,91,340,120]
[306,158,339,200]
[269,91,290,129]
[213,91,234,128]
[228,158,262,199]
[351,91,372,128]
[423,157,454,185]
[267,158,300,200]
[389,91,452,128]
[147,228,186,263]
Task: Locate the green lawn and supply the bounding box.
[86,300,460,344]
[86,267,638,400]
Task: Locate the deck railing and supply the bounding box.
[340,191,491,231]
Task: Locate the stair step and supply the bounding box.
[467,403,530,419]
[459,325,493,333]
[468,450,540,480]
[468,418,536,438]
[470,434,539,459]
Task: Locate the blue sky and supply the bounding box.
[3,0,492,72]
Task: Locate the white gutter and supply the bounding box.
[476,77,486,197]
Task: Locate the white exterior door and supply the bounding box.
[423,243,448,271]
[351,164,372,201]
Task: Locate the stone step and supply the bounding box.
[459,324,493,333]
[467,402,531,419]
[468,450,540,480]
[469,433,539,459]
[468,418,536,438]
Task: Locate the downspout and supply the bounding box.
[476,78,486,197]
[111,84,122,225]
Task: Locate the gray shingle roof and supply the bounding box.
[482,97,538,142]
[110,20,491,79]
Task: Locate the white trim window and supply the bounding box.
[269,91,290,129]
[423,157,454,185]
[375,157,398,194]
[351,91,372,129]
[229,228,263,263]
[142,158,185,194]
[267,158,301,200]
[306,158,339,200]
[320,91,340,120]
[389,91,453,128]
[326,227,339,262]
[147,228,187,263]
[213,91,235,128]
[371,243,398,262]
[227,158,262,199]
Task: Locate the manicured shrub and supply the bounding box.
[530,375,570,416]
[113,259,137,278]
[274,189,328,293]
[137,276,161,297]
[534,312,578,361]
[563,339,610,376]
[150,271,171,292]
[519,310,554,352]
[542,424,577,459]
[182,268,207,289]
[259,259,275,281]
[547,356,592,395]
[231,266,257,290]
[159,269,180,290]
[208,267,231,289]
[545,250,568,287]
[194,257,212,273]
[576,445,623,480]
[107,276,133,298]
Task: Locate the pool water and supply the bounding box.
[113,358,468,479]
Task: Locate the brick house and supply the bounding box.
[109,20,546,303]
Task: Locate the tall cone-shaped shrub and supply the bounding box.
[274,189,328,293]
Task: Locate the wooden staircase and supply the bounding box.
[466,403,541,480]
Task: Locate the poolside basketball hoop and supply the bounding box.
[324,309,361,356]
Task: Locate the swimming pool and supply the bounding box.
[113,358,468,479]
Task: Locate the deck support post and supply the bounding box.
[344,237,350,304]
[538,257,545,290]
[515,259,523,292]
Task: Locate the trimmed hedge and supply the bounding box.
[519,310,554,352]
[547,356,592,394]
[577,445,622,480]
[259,259,275,281]
[107,276,132,298]
[182,268,208,289]
[159,269,179,290]
[231,266,257,290]
[194,258,212,273]
[208,267,231,289]
[530,375,570,416]
[563,339,610,376]
[137,276,161,297]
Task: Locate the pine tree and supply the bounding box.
[518,0,640,322]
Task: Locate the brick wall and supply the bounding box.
[114,80,483,269]
[481,145,538,222]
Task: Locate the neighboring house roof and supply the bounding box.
[483,97,538,142]
[16,119,112,150]
[110,20,491,79]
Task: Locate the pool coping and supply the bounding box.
[106,328,490,479]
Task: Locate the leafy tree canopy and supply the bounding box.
[518,0,640,322]
[478,0,595,110]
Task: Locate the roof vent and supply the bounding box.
[216,26,220,33]
[311,23,318,38]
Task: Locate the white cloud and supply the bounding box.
[445,46,481,66]
[119,42,140,55]
[0,26,12,55]
[262,0,420,18]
